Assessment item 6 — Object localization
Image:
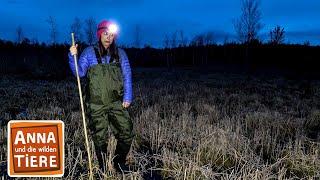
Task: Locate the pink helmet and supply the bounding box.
[96,20,112,40]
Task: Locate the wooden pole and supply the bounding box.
[71,33,93,180]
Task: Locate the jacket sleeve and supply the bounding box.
[68,47,90,78]
[119,48,133,103]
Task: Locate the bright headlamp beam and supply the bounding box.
[108,23,118,34]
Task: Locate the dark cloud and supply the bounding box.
[286,30,320,39]
[104,0,144,4]
[6,0,20,4]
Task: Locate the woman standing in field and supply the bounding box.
[68,20,134,173]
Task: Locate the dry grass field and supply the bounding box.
[0,67,319,179]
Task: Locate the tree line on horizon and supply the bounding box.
[0,0,319,79]
[11,0,316,48]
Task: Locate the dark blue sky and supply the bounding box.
[1,0,319,47]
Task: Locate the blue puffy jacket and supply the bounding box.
[68,47,133,103]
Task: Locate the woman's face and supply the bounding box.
[100,31,115,49]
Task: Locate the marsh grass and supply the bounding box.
[0,68,319,179]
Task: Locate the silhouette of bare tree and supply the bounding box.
[234,0,263,43]
[85,17,97,45]
[16,25,23,44]
[270,25,285,45]
[70,17,83,43]
[46,16,58,44]
[178,30,188,47]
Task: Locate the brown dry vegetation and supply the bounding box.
[0,68,319,179]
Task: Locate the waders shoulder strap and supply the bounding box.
[93,46,102,64]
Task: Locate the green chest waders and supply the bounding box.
[83,47,134,170]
